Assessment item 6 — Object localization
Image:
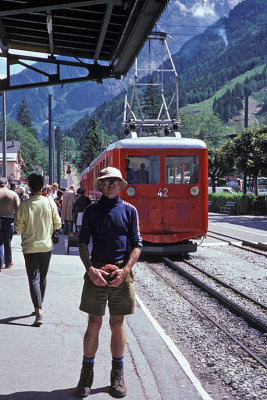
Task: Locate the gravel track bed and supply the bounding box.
[134,245,267,400]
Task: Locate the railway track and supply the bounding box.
[146,256,267,369]
[207,230,267,257]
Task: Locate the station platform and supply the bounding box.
[0,234,212,400]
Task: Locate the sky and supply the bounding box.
[0,50,48,79]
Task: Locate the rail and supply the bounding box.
[151,258,267,369]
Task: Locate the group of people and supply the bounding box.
[0,166,143,398]
[40,183,91,233]
[125,159,149,184]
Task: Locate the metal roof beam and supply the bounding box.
[94,3,113,62]
[0,18,10,54]
[113,0,168,75]
[0,53,116,91]
[46,12,55,56]
[0,1,123,17]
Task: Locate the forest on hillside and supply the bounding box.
[213,65,267,122]
[1,0,266,179]
[69,0,266,141]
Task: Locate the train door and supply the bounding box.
[163,154,199,236]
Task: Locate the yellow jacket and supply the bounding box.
[15,195,62,254]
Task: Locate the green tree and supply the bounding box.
[78,114,102,172]
[180,112,228,147]
[63,135,79,165]
[5,120,48,175]
[232,125,267,194]
[208,145,235,192]
[140,76,161,119]
[16,97,38,137]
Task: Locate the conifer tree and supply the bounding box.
[141,76,161,119]
[16,97,38,137]
[17,97,33,128]
[78,114,102,172]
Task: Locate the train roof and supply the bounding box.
[80,167,89,177]
[86,136,207,170]
[106,136,207,150]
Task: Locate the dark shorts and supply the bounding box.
[79,260,135,316]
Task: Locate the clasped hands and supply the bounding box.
[87,264,127,287]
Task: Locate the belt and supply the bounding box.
[91,259,126,269]
[114,259,126,268]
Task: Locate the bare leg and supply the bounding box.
[83,314,103,358]
[35,307,42,316]
[109,315,125,358]
[109,315,127,397]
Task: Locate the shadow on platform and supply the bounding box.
[0,314,33,327]
[209,214,267,231]
[0,386,110,399]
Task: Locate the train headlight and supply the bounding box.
[127,187,135,196]
[190,186,199,196]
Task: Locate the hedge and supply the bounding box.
[208,193,267,215]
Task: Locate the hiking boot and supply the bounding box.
[74,367,94,398]
[32,314,43,327]
[109,367,127,398]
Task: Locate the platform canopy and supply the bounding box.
[0,0,169,90]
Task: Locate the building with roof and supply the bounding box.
[0,140,23,182]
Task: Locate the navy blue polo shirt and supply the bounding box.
[79,195,142,263]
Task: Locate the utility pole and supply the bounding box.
[56,126,61,185]
[48,94,53,184]
[101,129,104,151]
[1,91,7,177]
[244,94,249,129]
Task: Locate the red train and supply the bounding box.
[80,135,208,254]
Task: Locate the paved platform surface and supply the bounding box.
[207,213,267,244]
[0,234,212,400]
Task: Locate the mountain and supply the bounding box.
[2,0,243,139]
[91,0,267,138]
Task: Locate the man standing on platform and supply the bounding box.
[75,167,142,398]
[0,177,20,271]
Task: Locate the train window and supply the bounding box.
[165,156,199,184]
[107,158,111,167]
[125,156,160,184]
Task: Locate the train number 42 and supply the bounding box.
[158,188,168,198]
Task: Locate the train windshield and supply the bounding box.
[125,156,160,184]
[165,156,199,184]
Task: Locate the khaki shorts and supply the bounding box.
[79,260,135,316]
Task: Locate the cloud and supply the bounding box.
[172,1,217,19]
[216,27,228,46]
[192,5,216,18]
[173,1,190,16]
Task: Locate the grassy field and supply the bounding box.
[181,64,267,114]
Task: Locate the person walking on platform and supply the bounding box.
[0,177,20,271]
[61,185,76,234]
[18,186,29,202]
[75,167,142,398]
[15,173,61,326]
[73,188,91,231]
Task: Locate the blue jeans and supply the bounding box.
[0,217,14,268]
